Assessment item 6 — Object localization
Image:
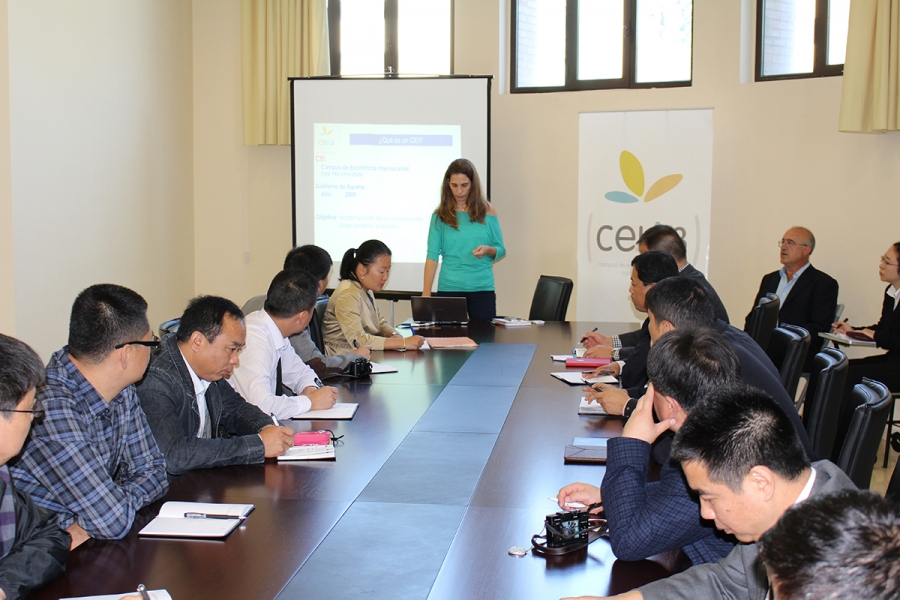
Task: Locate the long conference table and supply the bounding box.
[30,321,691,600]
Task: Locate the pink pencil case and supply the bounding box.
[293,431,331,446]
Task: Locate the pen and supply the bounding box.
[137,584,151,600]
[270,413,281,427]
[184,512,244,520]
[579,327,598,343]
[353,339,359,349]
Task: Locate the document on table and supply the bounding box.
[578,396,608,415]
[139,502,254,538]
[425,337,478,349]
[278,443,336,461]
[551,372,617,385]
[62,591,172,600]
[292,402,359,420]
[370,361,398,374]
[551,348,586,361]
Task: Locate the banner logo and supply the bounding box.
[604,150,683,204]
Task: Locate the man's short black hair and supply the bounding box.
[759,490,900,600]
[68,284,149,363]
[645,277,716,330]
[638,224,687,262]
[264,269,318,319]
[284,245,333,282]
[176,296,244,344]
[0,334,45,413]
[647,329,742,413]
[671,383,810,492]
[631,250,679,286]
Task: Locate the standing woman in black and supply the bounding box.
[831,241,900,460]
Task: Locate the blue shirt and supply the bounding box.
[10,348,168,539]
[426,211,505,292]
[775,262,811,306]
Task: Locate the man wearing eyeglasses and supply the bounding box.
[0,334,70,600]
[137,296,295,476]
[10,284,168,549]
[744,227,838,369]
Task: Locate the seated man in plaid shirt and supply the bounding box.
[10,284,168,548]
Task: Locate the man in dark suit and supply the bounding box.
[559,329,741,565]
[744,227,839,371]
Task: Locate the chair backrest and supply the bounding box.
[159,318,180,339]
[745,293,780,352]
[887,455,900,502]
[529,275,573,321]
[837,378,893,489]
[765,324,810,400]
[801,348,849,460]
[308,295,329,353]
[241,294,267,314]
[834,303,844,322]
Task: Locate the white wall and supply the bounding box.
[7,0,195,359]
[0,0,14,334]
[190,0,900,333]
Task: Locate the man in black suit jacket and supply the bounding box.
[744,227,839,371]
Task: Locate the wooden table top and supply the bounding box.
[30,320,690,600]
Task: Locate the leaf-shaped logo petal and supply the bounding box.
[605,191,639,203]
[644,174,683,202]
[322,126,332,135]
[620,151,645,197]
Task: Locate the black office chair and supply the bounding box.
[745,293,780,352]
[765,324,810,400]
[881,393,900,468]
[158,318,180,339]
[529,275,573,321]
[836,378,893,489]
[887,455,900,502]
[801,348,848,460]
[308,295,329,353]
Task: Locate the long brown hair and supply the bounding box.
[435,158,489,230]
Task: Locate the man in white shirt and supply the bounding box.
[230,269,338,420]
[138,295,295,476]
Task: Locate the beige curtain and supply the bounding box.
[839,0,900,133]
[242,0,331,146]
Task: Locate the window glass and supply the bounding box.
[577,0,625,81]
[516,0,566,87]
[760,0,816,77]
[827,0,850,66]
[398,0,452,74]
[340,0,386,75]
[635,0,692,83]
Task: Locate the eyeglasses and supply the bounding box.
[115,334,161,350]
[1,398,45,419]
[778,239,809,248]
[881,256,899,267]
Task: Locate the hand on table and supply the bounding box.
[621,384,674,444]
[304,385,338,410]
[556,482,602,512]
[259,425,295,457]
[584,346,613,359]
[582,383,630,416]
[590,363,620,377]
[581,332,611,349]
[66,522,90,550]
[350,345,371,359]
[832,321,852,334]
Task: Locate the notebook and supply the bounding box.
[292,403,359,420]
[139,501,254,538]
[551,372,618,385]
[410,296,469,324]
[424,337,478,349]
[564,437,609,464]
[278,443,336,461]
[578,396,609,416]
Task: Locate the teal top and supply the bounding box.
[426,211,506,292]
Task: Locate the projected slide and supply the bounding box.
[313,123,461,264]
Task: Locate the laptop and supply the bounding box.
[410,296,469,325]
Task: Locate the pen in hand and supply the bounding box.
[137,584,151,600]
[579,327,599,343]
[270,413,281,427]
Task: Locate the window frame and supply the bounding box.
[755,0,844,82]
[327,0,455,76]
[510,0,693,94]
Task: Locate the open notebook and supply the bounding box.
[139,501,254,538]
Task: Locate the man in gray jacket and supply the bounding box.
[562,383,855,600]
[137,296,294,476]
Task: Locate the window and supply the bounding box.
[512,0,693,93]
[756,0,850,80]
[328,0,453,76]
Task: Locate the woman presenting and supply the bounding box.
[830,241,900,459]
[323,239,425,354]
[423,158,505,321]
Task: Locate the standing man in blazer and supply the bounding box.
[744,227,839,370]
